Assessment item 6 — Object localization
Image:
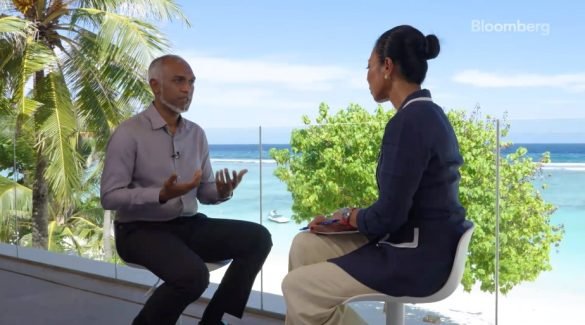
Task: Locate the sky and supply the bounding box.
[156,0,584,143]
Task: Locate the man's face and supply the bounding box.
[154,59,195,113]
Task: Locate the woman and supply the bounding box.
[281,25,471,325]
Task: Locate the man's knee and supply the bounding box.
[246,223,272,256]
[257,224,273,253]
[172,264,210,300]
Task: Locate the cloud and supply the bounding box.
[170,52,373,127]
[543,99,580,105]
[193,84,317,111]
[453,70,585,93]
[179,53,362,91]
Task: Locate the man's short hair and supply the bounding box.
[147,54,185,81]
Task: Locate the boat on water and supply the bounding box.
[267,210,290,223]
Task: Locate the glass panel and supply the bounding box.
[0,114,24,257]
[498,119,585,324]
[260,125,302,314]
[0,101,117,277]
[198,126,264,305]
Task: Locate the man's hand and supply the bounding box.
[215,168,248,200]
[159,170,202,203]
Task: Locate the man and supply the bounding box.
[101,54,272,325]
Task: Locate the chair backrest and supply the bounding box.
[343,222,474,308]
[418,222,474,302]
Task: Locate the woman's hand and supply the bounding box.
[308,215,327,229]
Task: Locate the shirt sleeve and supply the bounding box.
[100,125,161,210]
[357,112,431,237]
[195,130,223,204]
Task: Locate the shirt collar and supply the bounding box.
[398,89,432,110]
[144,103,189,131]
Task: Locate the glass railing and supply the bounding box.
[3,112,119,279]
[256,126,297,314]
[496,119,585,325]
[0,115,23,257]
[4,114,583,324]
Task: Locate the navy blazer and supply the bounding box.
[330,89,468,297]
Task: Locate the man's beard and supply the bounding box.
[160,86,191,114]
[161,96,190,114]
[158,82,191,114]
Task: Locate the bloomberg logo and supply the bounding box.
[471,19,550,36]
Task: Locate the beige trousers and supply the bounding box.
[281,231,379,325]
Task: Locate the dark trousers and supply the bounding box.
[114,214,272,325]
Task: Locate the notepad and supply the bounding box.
[308,222,359,235]
[313,229,360,235]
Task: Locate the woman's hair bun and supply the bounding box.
[424,34,440,60]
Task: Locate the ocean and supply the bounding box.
[200,143,585,323]
[207,142,585,163]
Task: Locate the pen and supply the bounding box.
[299,219,339,231]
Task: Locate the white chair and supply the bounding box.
[126,259,232,296]
[342,225,474,325]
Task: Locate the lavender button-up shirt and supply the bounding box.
[100,104,223,223]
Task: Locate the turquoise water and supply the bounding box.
[534,170,585,292]
[207,143,585,162]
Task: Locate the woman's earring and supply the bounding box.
[384,74,388,80]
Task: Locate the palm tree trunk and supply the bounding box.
[103,210,112,260]
[31,148,49,249]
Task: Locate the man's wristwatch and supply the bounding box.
[340,207,352,224]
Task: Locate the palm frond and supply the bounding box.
[35,70,83,203]
[0,15,33,36]
[75,0,189,25]
[73,8,168,64]
[60,225,85,255]
[0,176,32,214]
[10,38,56,117]
[47,220,61,251]
[0,176,32,243]
[0,94,10,116]
[83,152,103,189]
[64,28,152,150]
[43,0,68,24]
[0,115,36,181]
[0,40,17,87]
[70,214,101,228]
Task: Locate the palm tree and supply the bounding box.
[0,0,189,248]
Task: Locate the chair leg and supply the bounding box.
[385,301,404,325]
